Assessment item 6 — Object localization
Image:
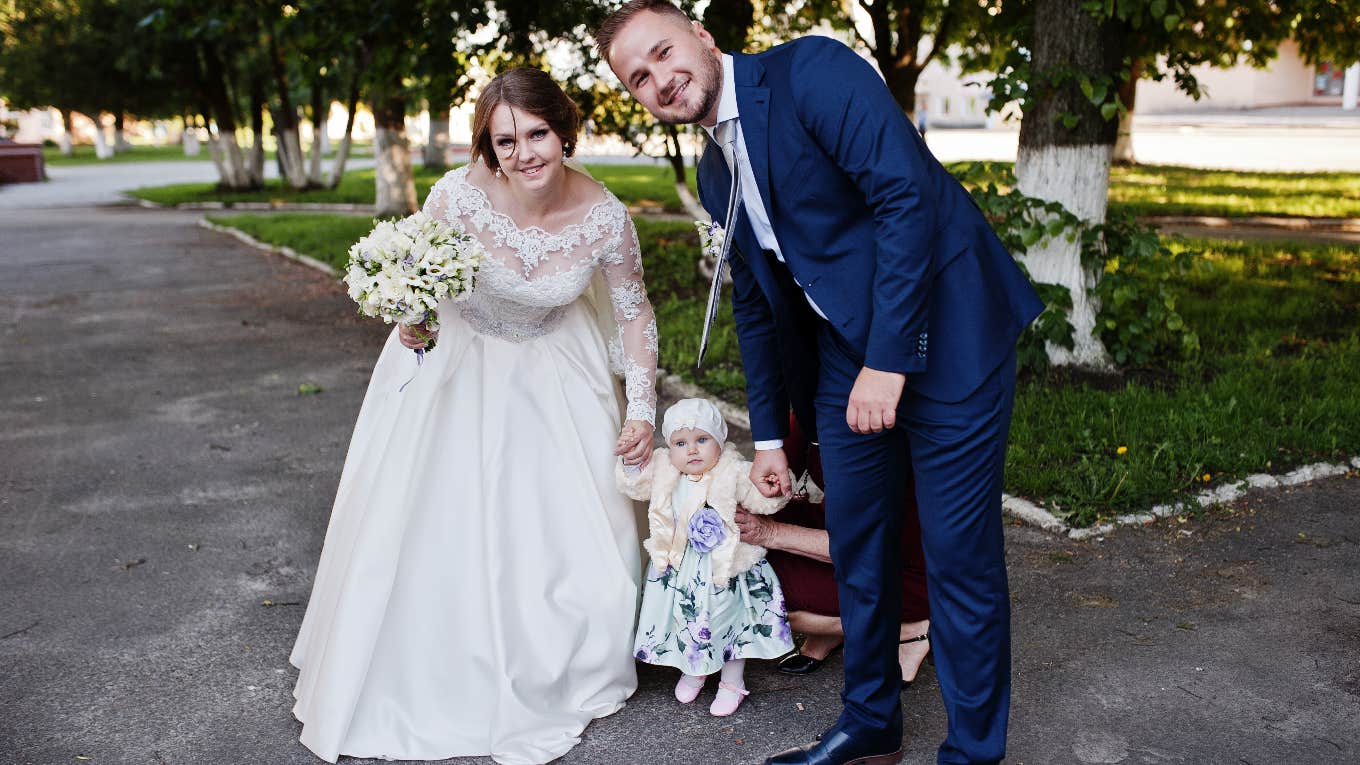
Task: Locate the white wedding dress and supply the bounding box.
[290,164,658,764]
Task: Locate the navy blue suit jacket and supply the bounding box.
[697,37,1044,443]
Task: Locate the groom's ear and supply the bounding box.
[692,20,717,50]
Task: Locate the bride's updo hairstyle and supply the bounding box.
[470,67,581,173]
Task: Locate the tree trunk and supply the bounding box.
[374,90,417,217]
[247,75,267,187]
[92,114,114,159]
[1111,58,1142,165]
[327,78,360,189]
[264,17,307,189]
[59,110,73,156]
[198,45,252,189]
[663,125,705,220]
[883,62,924,122]
[307,83,327,186]
[1015,0,1124,369]
[424,110,451,170]
[112,112,131,152]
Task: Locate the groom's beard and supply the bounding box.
[656,50,722,125]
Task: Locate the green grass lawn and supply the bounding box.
[203,209,1360,526]
[44,144,198,166]
[45,142,374,168]
[947,161,1360,219]
[150,160,1360,219]
[133,162,695,211]
[1107,165,1360,219]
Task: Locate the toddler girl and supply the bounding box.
[617,398,793,716]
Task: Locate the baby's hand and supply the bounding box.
[615,420,654,467]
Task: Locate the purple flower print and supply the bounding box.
[684,642,705,670]
[687,506,726,553]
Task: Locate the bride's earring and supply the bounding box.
[494,166,502,179]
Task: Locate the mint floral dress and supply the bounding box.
[633,479,794,675]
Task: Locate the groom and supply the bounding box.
[599,3,1043,764]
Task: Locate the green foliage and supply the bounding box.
[959,161,1199,372]
[1285,0,1360,67]
[1009,239,1360,525]
[969,0,1290,130]
[1089,210,1200,366]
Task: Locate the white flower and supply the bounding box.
[695,219,725,260]
[342,212,484,328]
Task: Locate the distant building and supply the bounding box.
[1136,39,1359,112]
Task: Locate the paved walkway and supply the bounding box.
[1,204,1357,764]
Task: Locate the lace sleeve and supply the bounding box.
[421,172,455,222]
[602,214,659,426]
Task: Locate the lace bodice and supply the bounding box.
[422,165,658,425]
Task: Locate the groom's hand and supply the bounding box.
[847,367,906,434]
[751,448,792,498]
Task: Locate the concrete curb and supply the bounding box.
[196,217,339,278]
[139,195,690,221]
[1024,457,1360,541]
[1143,214,1360,233]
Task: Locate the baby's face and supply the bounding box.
[667,427,722,476]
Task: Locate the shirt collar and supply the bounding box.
[702,54,739,140]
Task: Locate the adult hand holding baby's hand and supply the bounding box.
[750,447,792,498]
[615,420,654,467]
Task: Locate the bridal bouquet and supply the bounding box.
[343,212,483,352]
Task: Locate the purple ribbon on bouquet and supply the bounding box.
[397,315,437,393]
[397,347,425,393]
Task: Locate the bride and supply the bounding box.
[289,67,658,764]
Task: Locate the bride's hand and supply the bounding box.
[399,322,438,350]
[615,420,654,467]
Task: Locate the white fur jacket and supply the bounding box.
[616,444,788,584]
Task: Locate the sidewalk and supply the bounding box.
[1,204,1356,764]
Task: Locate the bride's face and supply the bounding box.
[489,104,565,192]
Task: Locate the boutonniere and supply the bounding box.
[695,219,725,261]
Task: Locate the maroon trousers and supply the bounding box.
[765,417,930,623]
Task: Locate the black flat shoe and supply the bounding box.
[777,643,842,675]
[898,631,929,689]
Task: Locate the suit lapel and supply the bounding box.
[732,53,775,237]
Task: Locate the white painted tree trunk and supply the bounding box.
[92,122,114,160]
[676,181,707,222]
[114,128,131,152]
[328,132,353,189]
[1015,143,1114,369]
[1344,63,1359,111]
[277,128,308,189]
[59,133,72,156]
[424,116,450,168]
[1112,109,1134,164]
[374,127,417,217]
[210,132,250,189]
[307,127,326,186]
[248,129,265,187]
